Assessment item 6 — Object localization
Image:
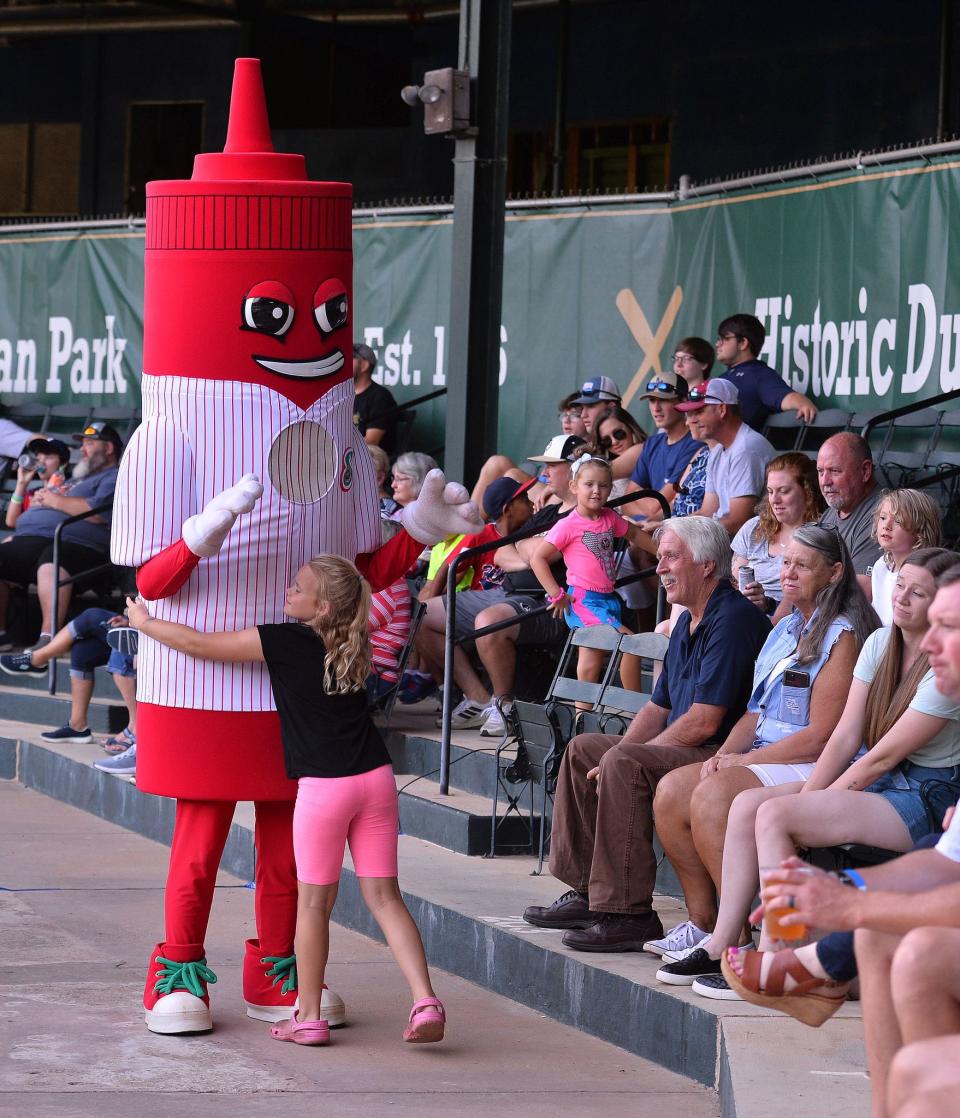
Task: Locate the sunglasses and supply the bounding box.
[645,379,679,395]
[685,383,719,403]
[599,428,630,449]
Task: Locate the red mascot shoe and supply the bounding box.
[242,938,346,1026]
[144,942,216,1034]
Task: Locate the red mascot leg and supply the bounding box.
[144,799,235,1035]
[241,800,346,1027]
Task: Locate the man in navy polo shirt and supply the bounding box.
[625,370,703,519]
[716,312,817,431]
[522,517,770,950]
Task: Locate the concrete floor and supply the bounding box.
[0,780,718,1118]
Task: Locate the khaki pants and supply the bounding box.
[549,733,715,914]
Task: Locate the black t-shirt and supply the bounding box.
[353,382,398,454]
[257,623,392,779]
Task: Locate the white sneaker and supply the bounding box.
[479,702,514,737]
[642,919,709,961]
[447,698,491,730]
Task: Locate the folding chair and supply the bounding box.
[595,631,669,735]
[491,625,623,868]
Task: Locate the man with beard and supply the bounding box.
[0,421,121,649]
[815,432,883,597]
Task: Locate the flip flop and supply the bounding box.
[402,997,446,1043]
[270,1012,330,1046]
[721,947,848,1028]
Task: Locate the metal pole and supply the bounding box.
[439,560,460,794]
[443,0,513,486]
[550,0,569,196]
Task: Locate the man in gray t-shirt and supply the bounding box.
[677,378,774,536]
[815,432,883,594]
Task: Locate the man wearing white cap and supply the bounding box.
[677,379,774,536]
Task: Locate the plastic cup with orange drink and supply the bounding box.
[759,865,816,946]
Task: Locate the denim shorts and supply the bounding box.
[865,761,960,843]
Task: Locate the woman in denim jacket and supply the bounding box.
[708,548,960,1001]
[650,526,878,973]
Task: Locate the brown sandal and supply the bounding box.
[720,947,848,1028]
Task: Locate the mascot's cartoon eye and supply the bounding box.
[241,280,297,338]
[243,297,294,337]
[313,279,349,337]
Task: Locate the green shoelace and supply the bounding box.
[153,956,218,998]
[262,953,298,995]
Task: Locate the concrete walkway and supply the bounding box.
[0,781,718,1117]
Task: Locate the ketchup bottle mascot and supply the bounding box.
[111,58,479,1035]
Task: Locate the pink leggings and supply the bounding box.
[293,764,399,885]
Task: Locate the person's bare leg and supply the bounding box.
[654,762,718,931]
[418,622,488,703]
[475,605,520,699]
[890,926,960,1042]
[26,622,76,666]
[575,645,607,711]
[856,927,905,1117]
[470,455,523,506]
[67,677,95,731]
[359,876,435,1003]
[888,1036,960,1118]
[690,768,764,890]
[618,651,643,693]
[703,782,803,956]
[35,562,72,636]
[294,881,339,1021]
[112,672,137,734]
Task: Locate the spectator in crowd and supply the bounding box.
[870,489,942,624]
[817,432,884,594]
[469,393,588,511]
[651,526,875,986]
[732,453,827,620]
[710,548,958,1008]
[677,380,775,536]
[671,335,715,388]
[622,370,702,518]
[365,515,413,708]
[526,434,586,512]
[5,438,71,528]
[0,421,121,652]
[715,313,817,429]
[522,517,771,950]
[415,476,537,729]
[590,406,646,490]
[366,444,399,518]
[389,452,438,520]
[569,376,622,432]
[0,606,137,772]
[714,563,960,1117]
[352,343,398,453]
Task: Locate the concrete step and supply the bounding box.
[0,719,870,1118]
[397,773,537,856]
[0,682,128,735]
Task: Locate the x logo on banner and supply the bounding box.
[616,286,684,406]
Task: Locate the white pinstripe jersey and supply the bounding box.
[111,374,381,710]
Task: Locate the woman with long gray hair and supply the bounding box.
[647,525,879,979]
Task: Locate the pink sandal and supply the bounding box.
[270,1012,330,1046]
[403,997,446,1043]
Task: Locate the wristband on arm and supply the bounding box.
[838,868,868,890]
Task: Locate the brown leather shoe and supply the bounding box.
[523,889,595,929]
[562,912,665,952]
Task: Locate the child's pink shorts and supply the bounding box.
[293,764,399,885]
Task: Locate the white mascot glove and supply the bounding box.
[400,469,483,545]
[182,473,264,558]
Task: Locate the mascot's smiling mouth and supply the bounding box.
[254,347,344,379]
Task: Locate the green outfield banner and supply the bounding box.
[3,154,960,463]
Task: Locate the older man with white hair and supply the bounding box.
[523,517,771,950]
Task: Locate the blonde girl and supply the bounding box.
[871,489,941,623]
[127,555,444,1048]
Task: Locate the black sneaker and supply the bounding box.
[656,947,722,986]
[0,652,44,676]
[691,973,741,1001]
[523,889,595,929]
[40,724,93,744]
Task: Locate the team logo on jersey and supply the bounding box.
[339,448,354,491]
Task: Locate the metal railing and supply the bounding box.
[861,386,960,491]
[438,487,671,793]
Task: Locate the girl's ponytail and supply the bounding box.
[306,555,373,695]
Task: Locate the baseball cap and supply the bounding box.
[353,343,378,369]
[640,370,689,401]
[528,434,586,464]
[27,437,71,466]
[676,378,740,412]
[483,476,536,520]
[571,376,622,406]
[73,421,123,452]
